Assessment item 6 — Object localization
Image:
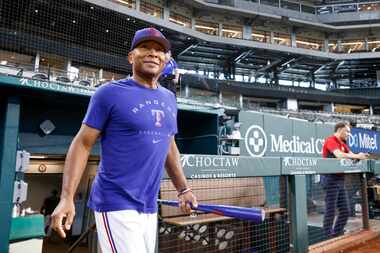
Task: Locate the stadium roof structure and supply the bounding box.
[170,36,380,88]
[2,0,380,89]
[305,0,380,5]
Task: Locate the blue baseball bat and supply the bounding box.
[158,199,265,223]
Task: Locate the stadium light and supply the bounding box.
[116,0,132,5]
[169,18,187,27]
[296,40,320,47]
[341,41,363,46]
[251,33,265,38]
[195,25,217,31]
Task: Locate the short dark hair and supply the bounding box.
[334,122,349,132]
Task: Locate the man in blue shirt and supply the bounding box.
[50,28,197,253]
[159,50,179,95]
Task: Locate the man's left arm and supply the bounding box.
[348,150,369,159]
[165,136,198,213]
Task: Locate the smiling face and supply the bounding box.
[128,41,168,80]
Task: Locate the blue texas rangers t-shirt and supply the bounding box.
[83,79,178,213]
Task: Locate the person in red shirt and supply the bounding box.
[322,122,368,237]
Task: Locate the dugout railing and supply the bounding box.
[157,155,374,253]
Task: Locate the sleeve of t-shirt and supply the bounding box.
[83,85,113,131]
[343,142,350,153]
[325,137,340,154]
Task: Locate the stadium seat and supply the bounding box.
[56,76,71,83]
[78,80,91,87]
[32,73,49,81]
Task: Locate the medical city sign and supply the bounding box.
[244,124,324,157]
[239,111,333,157]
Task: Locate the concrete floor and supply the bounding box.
[40,217,380,253]
[308,212,364,232]
[309,219,380,253]
[343,236,380,253]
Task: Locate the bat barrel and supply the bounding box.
[158,199,265,223]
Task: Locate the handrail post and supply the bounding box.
[288,175,309,253]
[0,96,21,253]
[361,173,370,230]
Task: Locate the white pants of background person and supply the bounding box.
[94,210,157,253]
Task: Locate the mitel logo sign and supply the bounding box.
[348,128,379,153]
[244,124,324,157]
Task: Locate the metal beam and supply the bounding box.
[195,44,236,53]
[178,43,199,57]
[278,57,303,73]
[280,58,297,67]
[0,96,20,253]
[178,56,220,64]
[234,50,253,63]
[314,61,335,74]
[255,58,283,78]
[335,60,345,72]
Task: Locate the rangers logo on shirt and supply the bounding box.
[151,109,165,127]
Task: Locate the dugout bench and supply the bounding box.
[158,177,289,253]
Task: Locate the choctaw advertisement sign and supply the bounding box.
[162,155,281,179]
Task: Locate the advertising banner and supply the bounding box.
[349,127,380,154]
[240,111,334,157]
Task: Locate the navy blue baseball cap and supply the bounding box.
[130,28,170,52]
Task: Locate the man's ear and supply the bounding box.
[128,51,134,64]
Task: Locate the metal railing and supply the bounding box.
[157,155,376,253]
[316,1,380,15]
[2,65,378,129]
[0,62,105,88]
[239,0,380,15]
[83,155,378,253]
